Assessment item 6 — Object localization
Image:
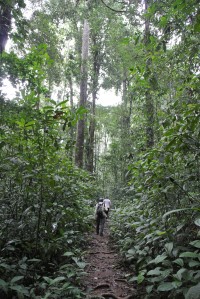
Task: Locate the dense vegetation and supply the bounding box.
[0,0,200,298]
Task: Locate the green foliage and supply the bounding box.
[110,101,200,298]
[1,0,200,298]
[185,283,200,299]
[1,44,52,95]
[0,94,94,298]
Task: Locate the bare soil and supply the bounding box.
[82,219,137,299]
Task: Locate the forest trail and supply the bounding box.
[82,219,137,299]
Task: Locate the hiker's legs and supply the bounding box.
[99,217,105,236]
[96,217,100,234]
[105,208,110,218]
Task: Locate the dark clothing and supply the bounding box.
[104,207,110,217]
[96,215,106,236]
[95,202,107,236]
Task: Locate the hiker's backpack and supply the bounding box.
[96,203,104,218]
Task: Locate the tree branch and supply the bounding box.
[100,0,127,13]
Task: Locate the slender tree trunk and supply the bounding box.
[0,3,12,53]
[86,35,100,172]
[75,19,90,168]
[144,0,154,148]
[86,93,96,172]
[68,76,74,108]
[68,75,75,160]
[120,73,133,183]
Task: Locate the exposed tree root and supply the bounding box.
[87,295,135,299]
[114,278,128,283]
[101,293,120,299]
[124,294,136,299]
[89,251,115,254]
[93,283,110,290]
[100,293,135,299]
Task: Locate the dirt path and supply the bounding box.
[82,219,137,299]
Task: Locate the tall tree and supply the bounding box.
[0,1,12,53]
[85,34,100,172]
[75,19,90,168]
[144,0,154,148]
[0,0,26,53]
[85,4,105,172]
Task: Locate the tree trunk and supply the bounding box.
[75,19,89,168]
[85,35,100,173]
[144,0,154,148]
[86,95,95,172]
[0,3,12,53]
[68,75,75,160]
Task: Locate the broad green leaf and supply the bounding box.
[172,280,182,288]
[56,100,69,107]
[157,282,175,291]
[9,285,29,295]
[61,282,71,290]
[76,106,88,115]
[127,248,136,255]
[16,118,25,127]
[48,99,57,105]
[161,269,172,279]
[175,268,187,281]
[146,285,153,294]
[149,255,167,264]
[128,276,137,282]
[0,278,7,287]
[43,105,54,110]
[179,252,200,258]
[185,283,200,299]
[76,261,87,269]
[137,273,145,284]
[189,260,200,267]
[25,121,35,127]
[154,253,167,264]
[165,242,173,254]
[0,263,12,270]
[173,258,184,267]
[11,276,24,284]
[190,240,200,249]
[194,219,200,227]
[63,251,74,257]
[156,231,166,236]
[159,16,168,27]
[147,267,161,276]
[43,277,53,284]
[0,279,8,293]
[49,276,66,285]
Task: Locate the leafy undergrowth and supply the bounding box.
[109,102,200,299]
[110,203,200,299]
[0,99,95,298]
[0,220,94,299]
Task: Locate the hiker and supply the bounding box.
[95,198,107,236]
[103,197,111,217]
